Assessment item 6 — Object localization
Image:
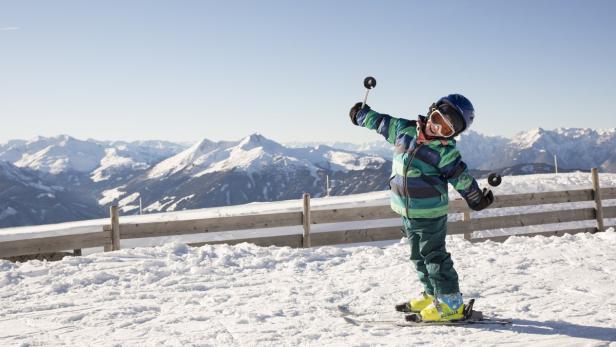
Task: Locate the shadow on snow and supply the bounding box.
[474,318,616,343]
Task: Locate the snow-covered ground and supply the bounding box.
[1,229,616,346]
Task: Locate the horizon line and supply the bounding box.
[2,126,616,146]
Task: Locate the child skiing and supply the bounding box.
[349,94,494,322]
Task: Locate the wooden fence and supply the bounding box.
[1,169,615,259]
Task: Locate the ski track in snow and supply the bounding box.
[2,230,616,346]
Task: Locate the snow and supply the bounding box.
[2,172,615,243]
[147,134,384,180]
[2,135,185,178]
[118,192,141,213]
[325,150,386,171]
[36,193,55,199]
[119,192,140,207]
[14,136,106,174]
[90,148,149,183]
[167,194,195,212]
[98,186,127,206]
[1,230,616,345]
[193,147,274,177]
[144,197,178,213]
[1,172,616,344]
[146,138,219,179]
[485,171,616,194]
[513,127,546,149]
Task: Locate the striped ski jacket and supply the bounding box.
[355,107,482,218]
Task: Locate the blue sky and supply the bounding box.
[1,1,615,144]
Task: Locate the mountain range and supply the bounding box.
[1,127,615,228]
[0,134,389,227]
[293,128,616,172]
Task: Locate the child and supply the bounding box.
[349,94,494,322]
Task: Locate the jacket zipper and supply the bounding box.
[403,143,423,218]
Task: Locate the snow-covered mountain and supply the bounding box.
[0,135,187,179]
[148,134,384,180]
[0,162,101,227]
[303,128,616,172]
[2,127,615,227]
[103,133,389,213]
[0,136,189,226]
[1,134,389,225]
[455,128,616,171]
[286,140,393,159]
[86,140,186,184]
[11,135,106,174]
[506,128,616,171]
[89,139,188,182]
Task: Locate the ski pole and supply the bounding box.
[361,76,377,109]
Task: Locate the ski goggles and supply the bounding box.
[428,108,455,137]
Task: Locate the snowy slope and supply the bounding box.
[12,135,106,174]
[457,127,616,172]
[88,139,187,183]
[147,133,385,180]
[1,230,615,345]
[1,172,616,345]
[0,135,186,178]
[90,148,150,183]
[0,162,100,228]
[286,140,394,159]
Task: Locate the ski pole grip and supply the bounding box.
[361,76,377,109]
[488,173,502,187]
[364,76,377,89]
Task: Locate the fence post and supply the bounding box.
[302,193,311,248]
[591,168,604,232]
[463,209,472,241]
[105,205,121,252]
[103,223,112,252]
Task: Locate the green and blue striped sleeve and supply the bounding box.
[437,145,482,206]
[355,108,412,145]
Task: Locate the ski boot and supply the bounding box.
[419,293,465,322]
[395,292,434,313]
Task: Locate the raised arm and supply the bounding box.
[349,103,414,145]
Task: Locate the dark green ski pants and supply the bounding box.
[402,215,460,295]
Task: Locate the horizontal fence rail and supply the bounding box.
[0,231,110,259]
[118,211,304,240]
[603,187,616,200]
[2,169,616,260]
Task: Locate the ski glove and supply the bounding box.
[349,102,370,126]
[468,188,494,211]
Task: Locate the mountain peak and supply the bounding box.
[240,133,266,144]
[189,138,216,154]
[512,127,547,148]
[14,135,106,174]
[237,133,281,151]
[528,127,545,135]
[55,134,77,147]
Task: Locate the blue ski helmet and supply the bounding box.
[435,94,475,135]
